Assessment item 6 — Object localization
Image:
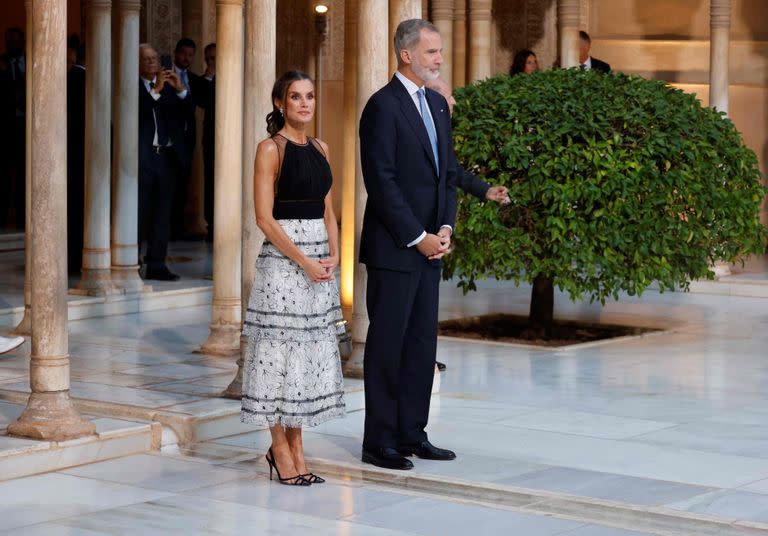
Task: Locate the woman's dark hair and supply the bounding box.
[510,49,536,76]
[266,70,313,136]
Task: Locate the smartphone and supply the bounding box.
[160,55,173,71]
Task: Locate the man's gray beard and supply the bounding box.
[413,64,439,83]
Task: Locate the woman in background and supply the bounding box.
[510,49,539,75]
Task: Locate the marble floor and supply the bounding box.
[0,452,659,535]
[3,245,768,532]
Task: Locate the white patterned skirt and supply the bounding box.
[241,218,346,428]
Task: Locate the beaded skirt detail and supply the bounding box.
[241,219,345,428]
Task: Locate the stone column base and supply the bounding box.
[7,391,96,441]
[72,268,122,296]
[111,265,150,293]
[221,340,245,399]
[342,342,365,379]
[12,306,32,336]
[198,323,240,356]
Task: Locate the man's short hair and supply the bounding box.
[204,42,216,56]
[394,19,439,66]
[579,31,591,43]
[175,37,196,52]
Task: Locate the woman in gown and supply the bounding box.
[241,70,345,486]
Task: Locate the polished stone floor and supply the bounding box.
[3,245,768,532]
[0,452,659,535]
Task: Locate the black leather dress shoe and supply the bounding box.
[362,447,414,470]
[397,440,456,460]
[436,361,447,371]
[144,267,180,281]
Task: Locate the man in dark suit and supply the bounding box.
[579,31,611,73]
[170,38,198,238]
[138,44,193,281]
[359,19,458,471]
[191,43,216,241]
[424,76,510,371]
[1,27,26,230]
[67,36,86,274]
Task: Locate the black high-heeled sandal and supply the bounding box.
[299,473,325,484]
[265,448,311,486]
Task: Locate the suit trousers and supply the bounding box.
[363,263,440,449]
[139,149,177,270]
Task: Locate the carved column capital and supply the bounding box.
[469,0,492,22]
[710,0,731,29]
[118,0,142,12]
[432,0,454,21]
[87,0,112,10]
[453,0,465,20]
[557,0,580,29]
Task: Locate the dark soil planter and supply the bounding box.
[439,314,659,348]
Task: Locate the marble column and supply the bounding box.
[76,0,119,296]
[452,0,466,88]
[558,0,580,68]
[468,0,491,82]
[710,0,732,278]
[344,0,388,378]
[709,0,730,114]
[431,0,453,89]
[8,0,96,441]
[111,0,146,292]
[200,0,243,357]
[340,0,358,321]
[13,0,34,336]
[388,0,422,75]
[222,0,275,399]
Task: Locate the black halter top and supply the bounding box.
[272,134,333,220]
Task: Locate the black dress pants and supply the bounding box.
[139,149,177,270]
[363,263,440,449]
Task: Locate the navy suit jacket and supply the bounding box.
[457,166,490,200]
[591,57,611,73]
[359,76,458,272]
[138,79,194,169]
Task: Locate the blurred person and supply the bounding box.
[67,35,86,274]
[579,31,611,73]
[510,48,539,75]
[137,44,193,281]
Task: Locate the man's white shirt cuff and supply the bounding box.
[440,225,453,234]
[407,231,427,248]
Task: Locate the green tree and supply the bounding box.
[444,69,766,338]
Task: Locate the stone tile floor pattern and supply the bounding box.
[2,244,768,532]
[0,454,659,535]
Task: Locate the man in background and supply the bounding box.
[170,38,198,238]
[425,76,510,372]
[138,44,193,281]
[579,31,611,73]
[0,28,26,230]
[67,35,86,274]
[192,43,216,242]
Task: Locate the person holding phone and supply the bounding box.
[137,44,194,281]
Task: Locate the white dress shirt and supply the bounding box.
[393,71,453,248]
[581,56,593,70]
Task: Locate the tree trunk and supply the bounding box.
[527,275,554,339]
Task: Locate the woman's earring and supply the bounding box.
[279,108,284,115]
